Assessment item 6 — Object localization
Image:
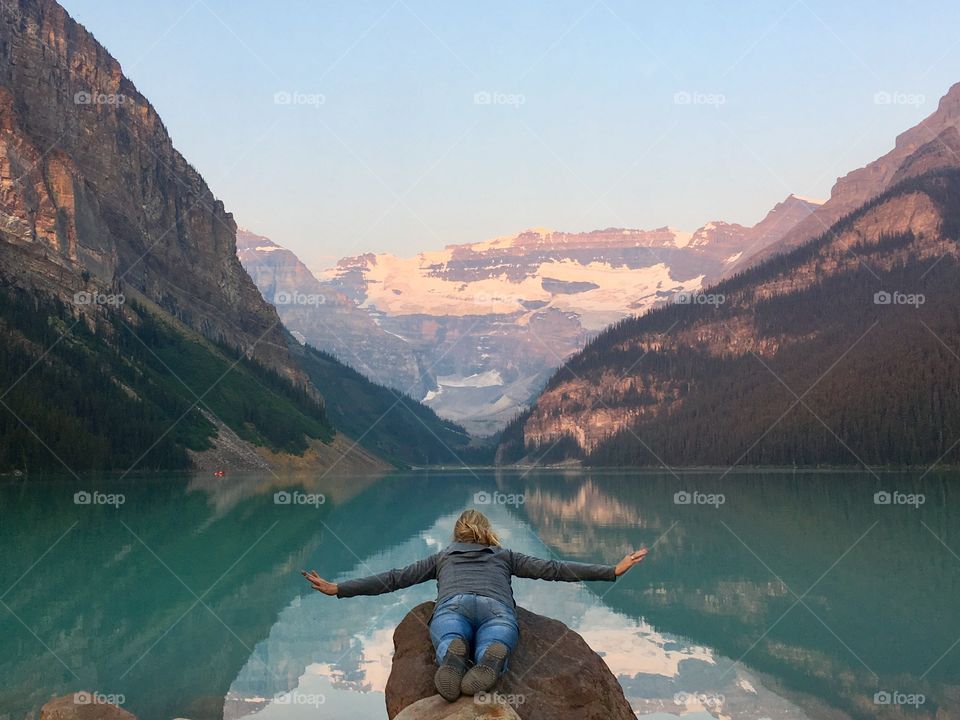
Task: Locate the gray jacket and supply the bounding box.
[336,542,617,611]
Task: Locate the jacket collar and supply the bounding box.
[447,542,496,553]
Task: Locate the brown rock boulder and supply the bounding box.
[395,695,522,720]
[40,693,136,720]
[385,602,635,720]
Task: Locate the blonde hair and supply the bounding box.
[454,509,500,547]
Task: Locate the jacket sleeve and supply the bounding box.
[509,551,616,582]
[336,553,440,598]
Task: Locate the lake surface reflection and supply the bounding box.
[1,470,957,719]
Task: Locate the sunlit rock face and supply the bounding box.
[0,0,298,380]
[239,200,816,435]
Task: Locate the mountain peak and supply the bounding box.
[786,193,825,206]
[728,80,960,276]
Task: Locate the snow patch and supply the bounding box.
[436,370,504,388]
[669,227,694,248]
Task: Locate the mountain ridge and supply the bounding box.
[497,167,960,466]
[727,81,960,276]
[240,195,820,435]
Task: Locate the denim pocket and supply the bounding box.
[436,593,463,615]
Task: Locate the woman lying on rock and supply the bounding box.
[302,508,648,702]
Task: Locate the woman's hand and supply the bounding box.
[302,569,338,596]
[614,547,648,577]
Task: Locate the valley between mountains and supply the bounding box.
[1,0,958,473]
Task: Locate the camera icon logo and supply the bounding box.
[73,691,93,705]
[74,491,92,505]
[673,490,692,505]
[274,491,292,505]
[874,491,892,505]
[874,291,892,305]
[474,491,491,505]
[874,690,892,705]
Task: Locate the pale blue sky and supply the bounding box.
[62,0,960,271]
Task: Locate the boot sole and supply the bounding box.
[460,642,509,696]
[434,637,468,702]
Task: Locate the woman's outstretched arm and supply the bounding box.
[510,547,648,582]
[302,553,440,598]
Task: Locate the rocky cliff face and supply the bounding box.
[239,198,818,436]
[0,0,293,377]
[729,81,960,276]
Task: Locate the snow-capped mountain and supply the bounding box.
[239,197,819,436]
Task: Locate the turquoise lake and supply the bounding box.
[0,469,957,719]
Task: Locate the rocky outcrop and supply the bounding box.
[0,0,296,379]
[40,693,135,720]
[395,696,521,720]
[385,602,635,720]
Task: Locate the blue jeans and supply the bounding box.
[429,593,519,673]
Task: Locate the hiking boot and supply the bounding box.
[434,637,468,702]
[460,642,509,696]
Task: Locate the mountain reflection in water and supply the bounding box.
[1,469,955,720]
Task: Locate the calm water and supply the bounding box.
[0,470,957,720]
